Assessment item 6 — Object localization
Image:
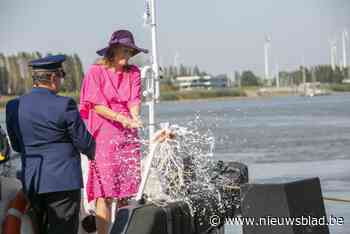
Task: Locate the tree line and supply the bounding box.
[280,65,348,85]
[1,51,348,95]
[0,52,84,95]
[236,65,349,87]
[161,64,349,88]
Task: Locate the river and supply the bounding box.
[1,93,349,233]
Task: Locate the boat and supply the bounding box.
[298,82,331,97]
[0,137,237,234]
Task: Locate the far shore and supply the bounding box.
[159,92,295,104]
[0,91,322,113]
[0,94,279,112]
[1,85,350,112]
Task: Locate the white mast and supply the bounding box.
[150,0,160,101]
[144,0,160,138]
[141,0,160,138]
[136,0,161,202]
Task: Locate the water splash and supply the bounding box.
[143,122,228,218]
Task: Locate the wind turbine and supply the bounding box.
[264,35,271,81]
[275,64,280,88]
[330,39,337,71]
[342,29,348,69]
[174,52,180,68]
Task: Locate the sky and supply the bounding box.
[1,0,350,77]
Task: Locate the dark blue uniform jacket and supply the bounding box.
[6,87,95,195]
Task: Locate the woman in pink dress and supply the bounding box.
[79,30,148,234]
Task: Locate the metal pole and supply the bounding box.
[149,0,160,138]
[136,0,161,202]
[149,90,155,140]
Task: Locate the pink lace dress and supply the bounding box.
[79,64,141,202]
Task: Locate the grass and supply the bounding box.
[160,88,246,101]
[58,88,247,102]
[322,83,350,92]
[0,88,246,110]
[4,84,350,109]
[240,86,260,92]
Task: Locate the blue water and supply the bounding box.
[1,93,350,233]
[146,93,350,234]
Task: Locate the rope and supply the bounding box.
[323,197,350,203]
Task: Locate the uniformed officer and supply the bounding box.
[6,55,95,234]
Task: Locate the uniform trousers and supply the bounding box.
[30,189,81,234]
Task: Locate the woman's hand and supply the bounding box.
[129,105,143,129]
[117,115,133,128]
[127,118,143,129]
[94,105,143,129]
[132,118,144,128]
[116,114,143,129]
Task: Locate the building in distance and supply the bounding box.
[175,75,228,90]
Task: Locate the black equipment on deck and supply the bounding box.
[240,177,330,234]
[110,201,193,234]
[109,160,249,234]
